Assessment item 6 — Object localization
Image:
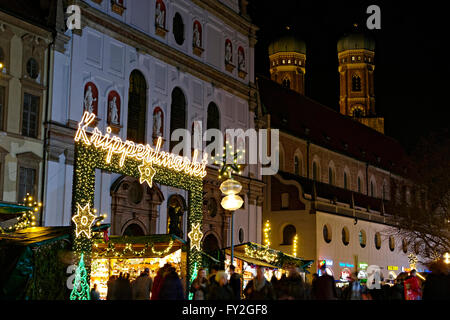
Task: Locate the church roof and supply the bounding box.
[257,77,411,177]
[337,32,375,52]
[268,35,306,55]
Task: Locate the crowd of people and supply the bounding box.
[90,260,450,300]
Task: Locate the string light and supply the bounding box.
[444,252,450,264]
[75,111,207,177]
[92,240,175,258]
[263,220,271,247]
[0,194,42,233]
[292,234,298,257]
[188,223,203,251]
[244,244,278,264]
[72,124,205,291]
[70,253,91,300]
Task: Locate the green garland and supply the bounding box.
[72,141,204,294]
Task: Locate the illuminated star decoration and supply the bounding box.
[138,162,156,188]
[408,253,418,269]
[72,203,96,238]
[188,223,203,251]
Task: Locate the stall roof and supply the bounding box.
[0,202,32,214]
[0,225,110,247]
[92,233,186,259]
[222,242,314,271]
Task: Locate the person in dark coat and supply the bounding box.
[115,273,133,300]
[390,273,406,300]
[132,268,153,300]
[208,271,235,300]
[277,265,309,300]
[422,261,450,300]
[158,266,185,300]
[314,265,337,300]
[151,264,170,300]
[243,266,275,300]
[228,265,242,300]
[90,283,101,300]
[310,273,319,299]
[106,275,117,300]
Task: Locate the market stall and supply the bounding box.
[90,234,186,299]
[222,242,314,291]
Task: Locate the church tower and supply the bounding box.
[268,34,306,95]
[337,30,384,133]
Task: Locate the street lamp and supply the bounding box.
[220,177,244,268]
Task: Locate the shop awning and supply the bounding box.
[92,233,186,259]
[222,242,314,272]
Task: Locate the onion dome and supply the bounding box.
[337,32,375,52]
[268,35,306,55]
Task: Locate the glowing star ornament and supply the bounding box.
[188,223,203,251]
[72,204,96,238]
[138,162,156,188]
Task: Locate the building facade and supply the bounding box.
[258,32,425,280]
[43,0,264,252]
[0,6,53,213]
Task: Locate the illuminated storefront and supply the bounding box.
[90,234,186,299]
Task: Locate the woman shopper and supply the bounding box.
[190,268,208,300]
[207,271,235,300]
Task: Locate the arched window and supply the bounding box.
[282,78,291,89]
[402,239,408,254]
[382,182,387,200]
[312,162,318,181]
[294,155,301,175]
[323,224,332,243]
[375,232,381,250]
[170,87,186,151]
[343,171,348,189]
[207,102,220,130]
[127,70,147,144]
[173,12,185,45]
[328,167,334,185]
[342,227,349,246]
[389,236,395,252]
[282,224,296,245]
[370,180,375,197]
[359,230,366,248]
[352,75,361,91]
[123,223,145,236]
[357,176,362,193]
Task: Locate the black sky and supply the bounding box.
[248,0,450,152]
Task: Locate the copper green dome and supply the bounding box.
[337,32,375,52]
[268,35,306,55]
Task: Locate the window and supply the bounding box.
[359,230,366,248]
[22,93,39,138]
[18,167,36,202]
[357,176,362,193]
[207,102,220,130]
[352,75,361,91]
[343,172,348,189]
[239,228,244,243]
[282,78,290,89]
[0,86,5,131]
[342,227,349,246]
[389,236,395,252]
[323,224,332,243]
[26,58,39,79]
[382,182,387,200]
[402,239,408,254]
[173,12,185,45]
[282,224,296,245]
[294,156,300,175]
[374,232,381,250]
[0,47,4,65]
[312,162,318,181]
[370,181,375,197]
[328,167,334,185]
[170,87,187,151]
[127,70,147,144]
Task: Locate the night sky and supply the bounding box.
[248,0,450,152]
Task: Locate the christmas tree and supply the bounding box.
[70,253,91,300]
